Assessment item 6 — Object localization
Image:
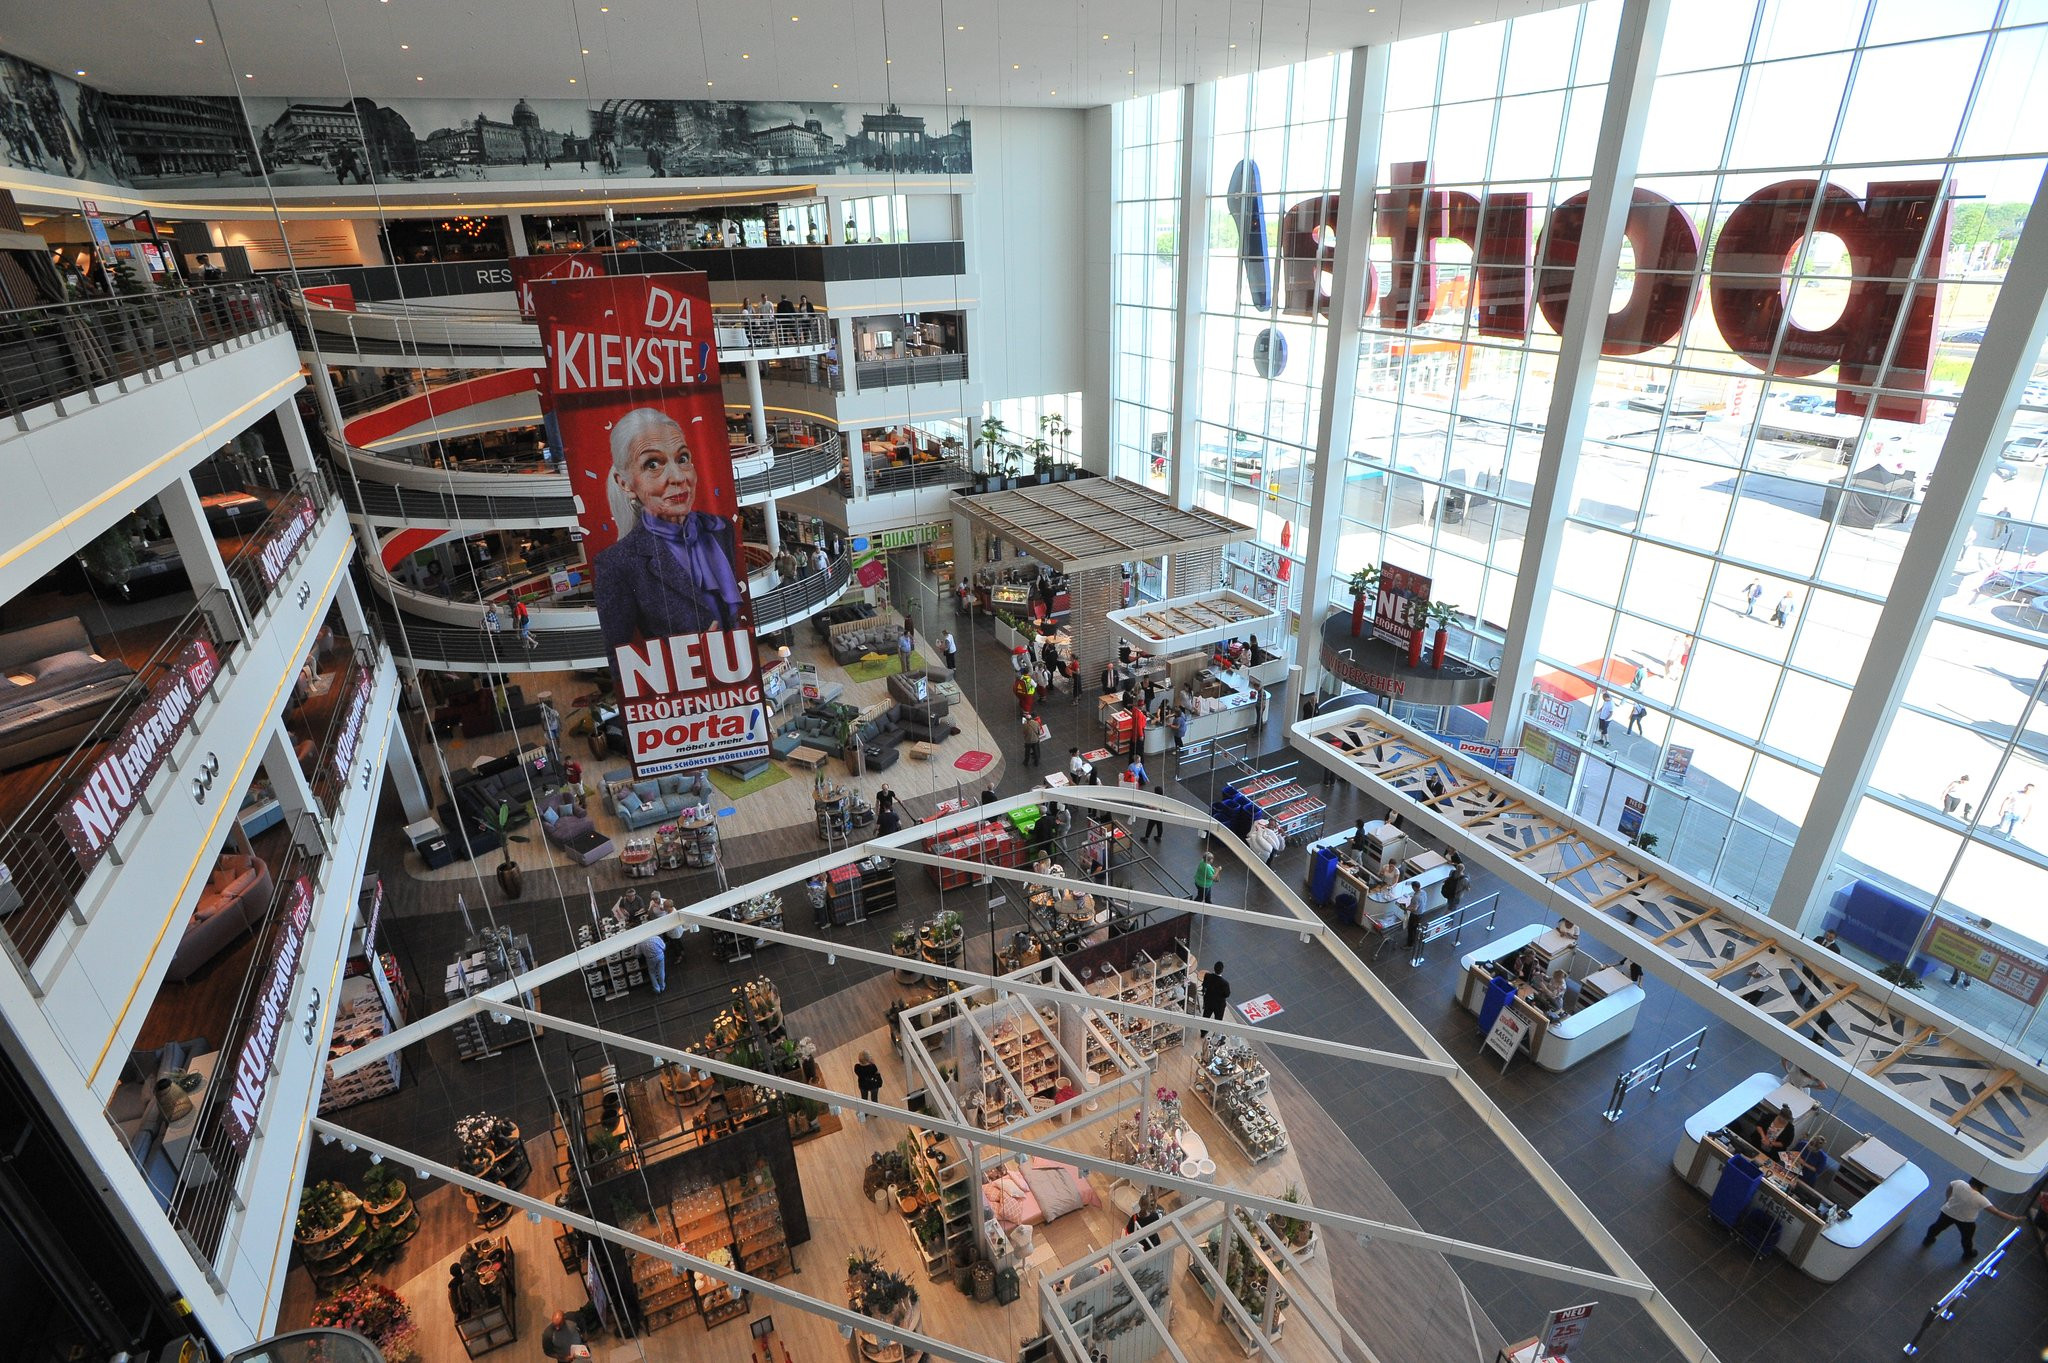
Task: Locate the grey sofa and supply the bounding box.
[110,1036,213,1209]
[0,616,137,769]
[166,852,274,982]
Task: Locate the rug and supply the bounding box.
[709,764,792,800]
[844,651,925,683]
[954,750,994,772]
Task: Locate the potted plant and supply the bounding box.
[891,928,921,984]
[1877,961,1927,990]
[1040,412,1073,477]
[1265,1185,1318,1260]
[1425,600,1460,670]
[359,1163,409,1217]
[1026,435,1054,483]
[976,416,1008,483]
[1346,565,1379,638]
[294,1180,355,1244]
[487,800,526,899]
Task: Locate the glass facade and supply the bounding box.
[1112,1,2048,1039]
[1110,89,1182,495]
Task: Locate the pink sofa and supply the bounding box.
[166,853,274,982]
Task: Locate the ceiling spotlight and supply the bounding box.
[318,1132,335,1146]
[831,82,839,88]
[1013,62,1019,69]
[416,1169,430,1180]
[342,1141,357,1153]
[569,77,577,83]
[582,47,589,53]
[400,43,410,49]
[193,37,205,43]
[416,75,424,81]
[369,1152,384,1164]
[742,52,750,58]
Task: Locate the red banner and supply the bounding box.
[1373,565,1432,650]
[59,640,221,872]
[301,283,356,311]
[226,874,314,1149]
[510,252,606,321]
[257,493,319,589]
[325,663,375,797]
[530,272,765,776]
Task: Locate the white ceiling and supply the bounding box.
[7,0,1574,110]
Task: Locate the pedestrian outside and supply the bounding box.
[1771,591,1795,628]
[1743,579,1762,616]
[1193,851,1218,904]
[1942,774,1973,820]
[1200,960,1231,1036]
[1922,1177,2020,1259]
[1627,699,1647,735]
[1595,695,1615,746]
[1998,783,2033,837]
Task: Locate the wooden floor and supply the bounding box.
[402,628,1009,891]
[288,977,1497,1363]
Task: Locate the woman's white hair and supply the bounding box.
[606,406,686,533]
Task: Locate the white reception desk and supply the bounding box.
[1455,923,1646,1071]
[1673,1071,1928,1281]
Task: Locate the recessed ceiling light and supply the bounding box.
[1050,89,1057,95]
[416,75,424,81]
[832,82,839,88]
[885,57,891,63]
[73,69,84,76]
[741,52,750,58]
[400,43,410,49]
[706,80,713,86]
[568,77,577,83]
[956,23,964,29]
[1127,68,1134,74]
[792,14,800,20]
[946,86,953,92]
[244,72,253,78]
[193,37,205,43]
[582,47,589,53]
[1012,63,1019,69]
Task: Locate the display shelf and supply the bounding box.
[579,909,649,1002]
[320,974,400,1112]
[858,857,899,915]
[676,813,720,868]
[825,863,866,926]
[297,1192,368,1291]
[909,1126,974,1261]
[445,930,541,1060]
[451,1236,518,1356]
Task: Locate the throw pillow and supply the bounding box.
[619,791,643,814]
[542,806,560,826]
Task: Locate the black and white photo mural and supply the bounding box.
[0,50,970,188]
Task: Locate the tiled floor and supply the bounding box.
[325,587,2048,1363]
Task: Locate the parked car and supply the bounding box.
[2005,433,2048,462]
[1783,394,1835,414]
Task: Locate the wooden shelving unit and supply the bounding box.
[626,1161,788,1333]
[908,1127,973,1265]
[858,857,899,916]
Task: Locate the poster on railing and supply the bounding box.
[510,252,605,321]
[59,639,221,873]
[529,271,766,777]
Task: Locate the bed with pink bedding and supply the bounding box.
[982,1156,1101,1229]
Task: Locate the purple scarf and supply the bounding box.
[639,511,743,621]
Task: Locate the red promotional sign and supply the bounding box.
[226,874,315,1150]
[1373,565,1432,650]
[59,640,221,872]
[300,283,357,311]
[510,252,606,321]
[325,663,374,796]
[530,272,766,776]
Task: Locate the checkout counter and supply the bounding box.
[1454,922,1647,1071]
[1306,823,1454,949]
[1674,1072,1927,1281]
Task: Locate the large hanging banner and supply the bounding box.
[530,272,765,776]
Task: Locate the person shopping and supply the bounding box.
[1200,961,1231,1036]
[1922,1176,2020,1259]
[1192,850,1218,904]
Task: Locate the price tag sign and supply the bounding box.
[1537,1302,1596,1359]
[1237,994,1284,1024]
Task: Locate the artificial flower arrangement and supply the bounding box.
[310,1281,419,1363]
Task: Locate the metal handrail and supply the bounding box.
[856,352,970,389]
[1601,1024,1705,1123]
[858,455,974,496]
[754,547,853,634]
[222,469,333,620]
[1412,891,1501,962]
[0,587,243,985]
[1901,1221,2028,1355]
[719,312,833,353]
[0,281,281,429]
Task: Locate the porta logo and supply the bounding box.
[1231,158,1949,422]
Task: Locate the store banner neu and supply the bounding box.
[324,663,375,796]
[226,873,315,1150]
[1374,565,1431,649]
[256,493,319,588]
[510,252,605,321]
[59,640,221,872]
[529,272,765,776]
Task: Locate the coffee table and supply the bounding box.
[563,829,614,866]
[786,745,830,770]
[909,741,941,762]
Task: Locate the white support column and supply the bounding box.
[382,704,433,823]
[276,395,320,479]
[1169,82,1215,511]
[157,477,241,627]
[837,316,861,397]
[1298,46,1392,693]
[1486,0,1673,743]
[333,574,371,639]
[264,719,328,857]
[846,424,869,500]
[743,358,770,447]
[1768,163,2048,930]
[505,213,530,257]
[763,496,783,553]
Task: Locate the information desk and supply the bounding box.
[1455,923,1646,1071]
[1304,826,1455,953]
[1674,1072,1928,1281]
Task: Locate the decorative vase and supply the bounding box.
[1431,626,1447,669]
[1406,628,1424,668]
[1350,591,1366,637]
[496,859,522,899]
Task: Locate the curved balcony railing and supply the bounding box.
[857,455,974,497]
[0,281,283,429]
[372,543,850,670]
[332,469,579,524]
[737,433,843,502]
[716,313,832,358]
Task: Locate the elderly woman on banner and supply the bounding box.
[593,406,747,651]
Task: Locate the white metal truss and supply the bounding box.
[323,783,1727,1361]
